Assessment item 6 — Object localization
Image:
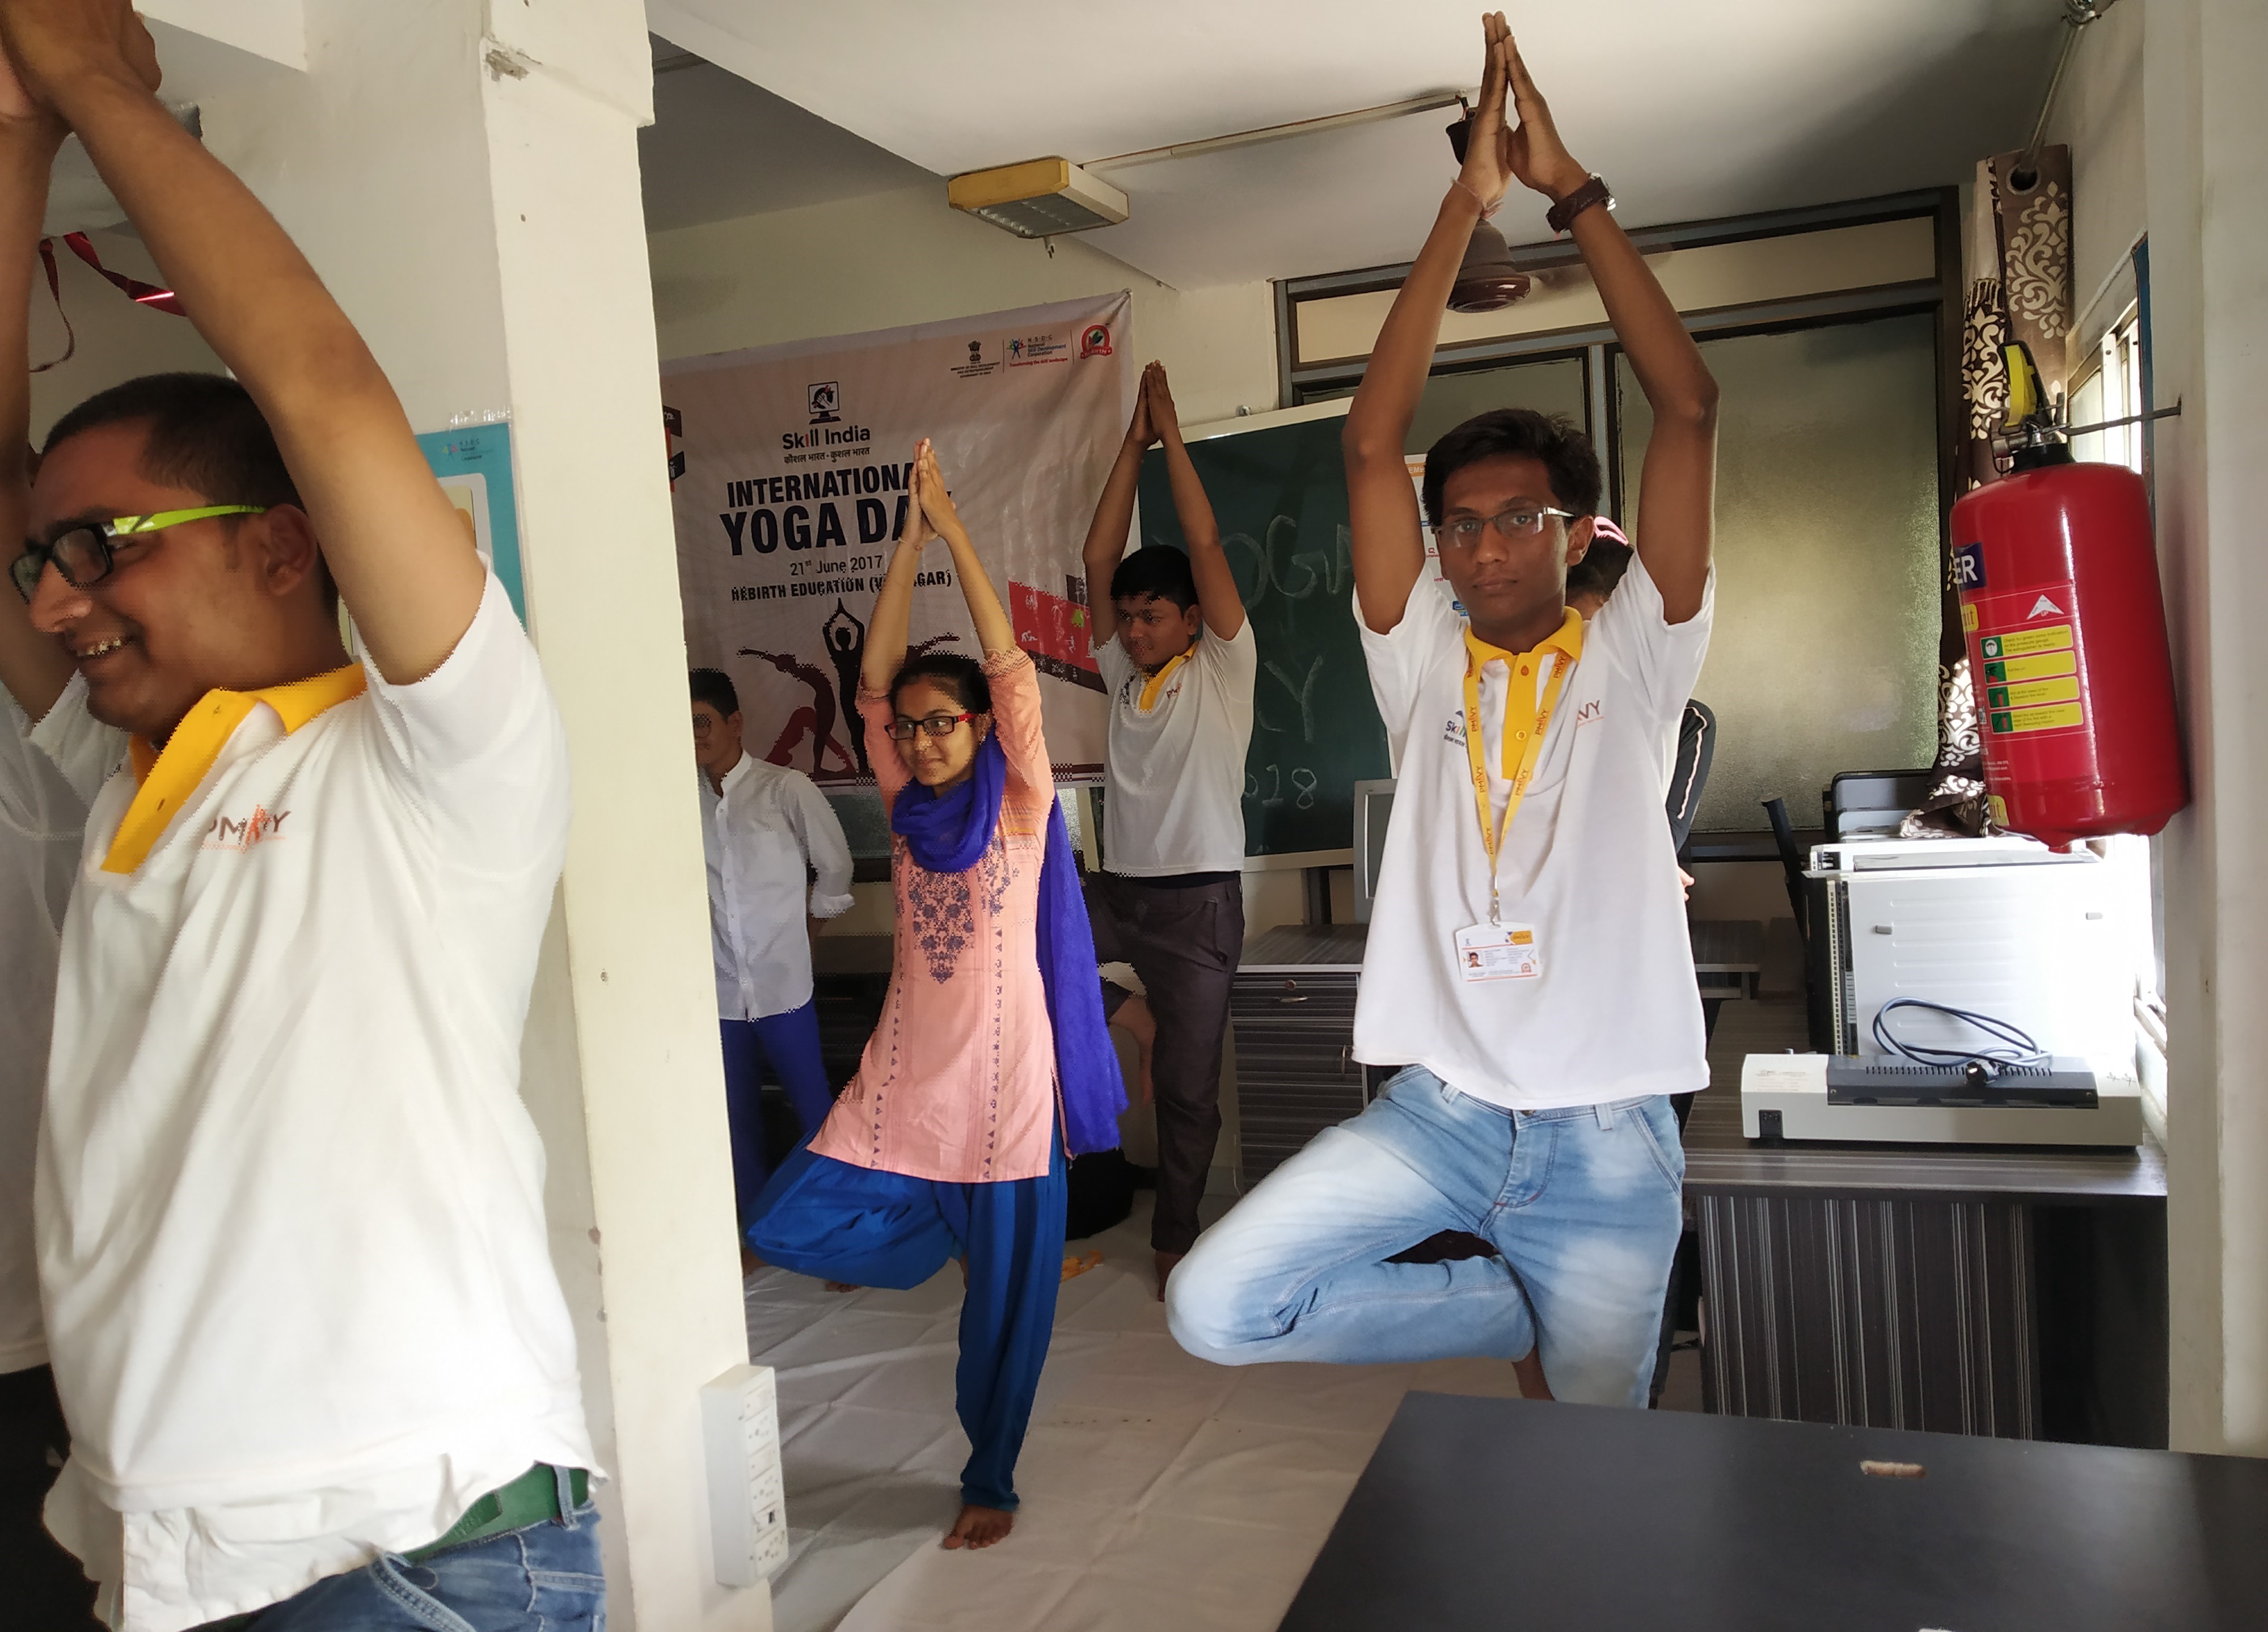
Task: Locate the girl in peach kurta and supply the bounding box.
[746,441,1122,1553]
[804,639,1059,1183]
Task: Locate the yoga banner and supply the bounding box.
[665,292,1131,781]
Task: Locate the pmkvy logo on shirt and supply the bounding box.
[1571,700,1603,727]
[203,806,292,852]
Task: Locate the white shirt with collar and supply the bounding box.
[0,683,123,1377]
[699,750,855,1021]
[1352,551,1713,1111]
[1093,618,1258,876]
[34,576,595,1632]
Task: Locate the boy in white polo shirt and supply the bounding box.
[1169,15,1718,1407]
[2,7,599,1629]
[688,667,855,1230]
[1081,361,1256,1299]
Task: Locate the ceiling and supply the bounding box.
[647,0,2069,288]
[639,37,933,233]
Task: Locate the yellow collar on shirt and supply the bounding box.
[105,663,367,875]
[1462,610,1584,774]
[1134,647,1192,713]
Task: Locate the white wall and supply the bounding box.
[2046,0,2148,343]
[2139,0,2268,1457]
[649,182,1278,426]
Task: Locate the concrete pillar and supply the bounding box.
[175,2,760,1621]
[2147,0,2268,1458]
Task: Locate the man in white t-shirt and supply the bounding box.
[0,561,120,1630]
[688,667,855,1236]
[1080,362,1257,1298]
[1169,16,1720,1408]
[1,11,599,1629]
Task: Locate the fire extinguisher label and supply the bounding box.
[1954,542,1987,589]
[1983,650,2076,684]
[1979,624,2075,660]
[1970,589,2088,739]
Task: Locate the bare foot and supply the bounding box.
[824,1281,860,1293]
[1513,1349,1554,1401]
[941,1503,1014,1550]
[1154,1249,1184,1302]
[739,1245,763,1277]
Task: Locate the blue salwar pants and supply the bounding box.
[745,1135,1067,1512]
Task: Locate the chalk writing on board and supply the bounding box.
[1245,764,1318,812]
[1265,654,1325,744]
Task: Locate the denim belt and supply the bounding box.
[192,1465,588,1631]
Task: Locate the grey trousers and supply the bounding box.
[1090,872,1244,1256]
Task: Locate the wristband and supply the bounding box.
[1545,175,1614,236]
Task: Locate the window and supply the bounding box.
[2068,302,2145,474]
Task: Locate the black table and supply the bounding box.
[1280,1392,2268,1632]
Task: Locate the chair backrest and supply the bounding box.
[1762,796,1809,939]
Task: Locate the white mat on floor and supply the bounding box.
[749,1196,1527,1632]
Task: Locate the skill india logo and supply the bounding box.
[1080,323,1113,358]
[808,381,842,425]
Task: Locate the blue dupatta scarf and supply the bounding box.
[889,733,1125,1157]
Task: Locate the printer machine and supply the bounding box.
[1741,837,2144,1146]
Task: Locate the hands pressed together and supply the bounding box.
[894,438,970,555]
[1456,10,1589,213]
[1120,361,1183,453]
[0,0,162,144]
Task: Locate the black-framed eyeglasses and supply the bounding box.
[10,505,268,602]
[1437,503,1575,551]
[888,711,975,741]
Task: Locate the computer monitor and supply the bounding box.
[1351,778,1395,923]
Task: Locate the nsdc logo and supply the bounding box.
[1080,324,1113,359]
[807,381,841,425]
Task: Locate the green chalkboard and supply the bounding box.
[1135,412,1389,858]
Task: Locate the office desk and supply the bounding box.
[1278,1392,2267,1632]
[1678,1010,2168,1445]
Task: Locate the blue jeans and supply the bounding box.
[216,1471,603,1631]
[1167,1067,1685,1407]
[721,999,837,1226]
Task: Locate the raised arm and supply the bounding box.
[915,442,1014,659]
[1079,376,1152,650]
[0,45,76,719]
[1340,17,1518,635]
[860,440,934,696]
[2,1,485,684]
[1502,30,1715,622]
[1145,364,1242,639]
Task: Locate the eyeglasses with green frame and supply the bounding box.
[1436,503,1576,552]
[888,710,976,741]
[10,505,269,602]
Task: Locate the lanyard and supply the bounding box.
[1462,640,1573,925]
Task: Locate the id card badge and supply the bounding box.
[1455,922,1543,982]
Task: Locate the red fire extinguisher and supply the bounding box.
[1948,349,2186,847]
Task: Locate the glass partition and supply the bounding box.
[1616,313,1942,833]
